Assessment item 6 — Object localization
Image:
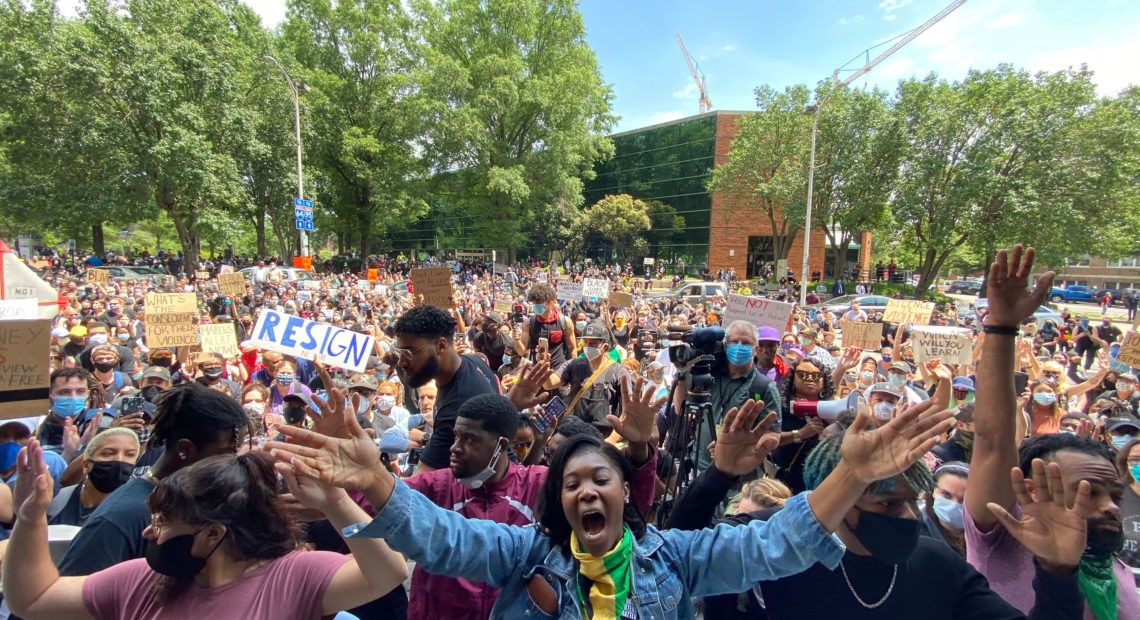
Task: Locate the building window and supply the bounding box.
[1066,254,1091,267]
[1108,256,1140,268]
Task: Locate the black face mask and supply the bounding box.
[141,385,162,403]
[93,361,116,373]
[849,507,921,565]
[201,368,224,380]
[151,358,172,368]
[87,460,134,494]
[145,528,227,579]
[283,405,307,425]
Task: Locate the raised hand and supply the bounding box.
[607,376,658,445]
[61,417,81,462]
[925,359,953,383]
[838,347,861,372]
[13,440,51,522]
[264,399,384,494]
[507,360,552,411]
[987,459,1089,572]
[840,399,955,485]
[276,459,349,515]
[712,400,779,477]
[985,246,1053,328]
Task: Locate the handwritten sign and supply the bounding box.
[841,320,882,350]
[199,323,240,359]
[494,300,513,314]
[609,291,634,308]
[194,271,210,281]
[882,299,936,325]
[296,291,313,302]
[0,319,51,419]
[144,293,199,348]
[410,268,453,309]
[249,310,374,372]
[557,281,583,302]
[722,294,796,332]
[86,269,109,286]
[912,326,973,365]
[219,264,234,274]
[582,278,609,300]
[218,273,246,298]
[0,299,38,321]
[1116,332,1140,368]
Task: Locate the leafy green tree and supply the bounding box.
[644,200,686,259]
[411,0,614,260]
[708,84,812,262]
[582,194,651,260]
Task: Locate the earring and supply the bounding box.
[178,451,187,460]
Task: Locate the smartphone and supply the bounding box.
[537,337,549,354]
[533,396,566,433]
[120,396,146,416]
[454,331,467,344]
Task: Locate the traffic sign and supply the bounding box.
[294,208,313,221]
[294,198,313,208]
[295,218,314,231]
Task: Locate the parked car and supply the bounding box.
[806,294,893,317]
[90,265,167,283]
[969,298,1063,328]
[648,281,728,304]
[945,280,982,295]
[1048,285,1094,303]
[238,266,316,285]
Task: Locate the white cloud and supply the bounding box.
[1031,36,1140,96]
[985,11,1027,29]
[647,110,687,125]
[838,14,865,26]
[721,44,738,53]
[878,0,913,13]
[884,14,897,22]
[672,83,699,99]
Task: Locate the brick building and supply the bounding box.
[1033,254,1140,290]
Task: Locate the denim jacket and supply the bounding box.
[344,479,845,619]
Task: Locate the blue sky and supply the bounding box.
[194,0,1140,133]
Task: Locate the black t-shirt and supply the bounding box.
[1098,323,1123,345]
[418,355,498,470]
[473,329,513,372]
[556,358,629,429]
[1120,485,1140,590]
[529,313,571,368]
[57,477,155,576]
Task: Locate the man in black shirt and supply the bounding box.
[542,322,629,434]
[393,306,498,475]
[471,311,515,373]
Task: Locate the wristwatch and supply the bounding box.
[792,429,803,443]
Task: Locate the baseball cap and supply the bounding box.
[141,366,172,381]
[347,373,379,391]
[0,417,40,439]
[51,327,70,339]
[283,392,318,412]
[484,311,505,325]
[646,361,665,373]
[1106,417,1140,433]
[69,326,87,338]
[1118,373,1138,384]
[867,382,903,399]
[756,326,780,343]
[952,377,975,392]
[581,322,611,342]
[888,361,912,373]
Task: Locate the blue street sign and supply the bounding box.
[294,208,313,221]
[294,198,313,208]
[295,218,314,230]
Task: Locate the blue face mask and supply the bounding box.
[881,355,893,363]
[88,333,108,346]
[1130,463,1140,482]
[502,354,513,365]
[725,343,754,366]
[52,395,87,418]
[575,320,587,331]
[532,303,546,315]
[275,373,296,384]
[1111,435,1133,450]
[932,495,964,529]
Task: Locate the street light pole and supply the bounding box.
[799,104,819,307]
[265,54,309,258]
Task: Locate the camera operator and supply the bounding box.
[670,320,782,473]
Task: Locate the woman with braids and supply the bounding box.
[668,411,1091,619]
[770,358,836,493]
[5,442,408,618]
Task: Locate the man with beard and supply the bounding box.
[393,305,498,474]
[966,244,1140,617]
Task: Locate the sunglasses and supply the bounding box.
[1042,371,1061,378]
[795,370,822,382]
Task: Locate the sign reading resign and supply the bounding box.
[581,278,609,300]
[144,293,199,348]
[841,320,882,350]
[912,326,973,365]
[199,324,240,359]
[249,310,374,373]
[410,268,453,309]
[1115,332,1140,369]
[723,294,796,332]
[0,319,52,419]
[218,273,246,298]
[882,299,936,325]
[556,281,583,302]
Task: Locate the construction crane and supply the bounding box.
[833,0,967,86]
[675,33,712,114]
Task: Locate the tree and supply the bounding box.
[708,84,812,262]
[645,200,686,259]
[581,194,650,260]
[411,0,615,260]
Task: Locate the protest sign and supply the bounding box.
[0,299,38,321]
[556,280,583,302]
[643,257,655,265]
[144,293,199,348]
[722,294,796,332]
[300,280,322,291]
[494,300,513,314]
[1116,332,1140,368]
[296,291,313,302]
[367,268,378,283]
[841,320,882,350]
[912,326,973,365]
[581,278,609,300]
[249,310,374,372]
[86,269,109,287]
[194,271,210,281]
[219,264,234,274]
[199,323,240,359]
[410,268,454,309]
[609,291,634,308]
[218,273,246,298]
[882,299,936,325]
[0,319,51,419]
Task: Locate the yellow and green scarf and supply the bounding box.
[570,525,634,620]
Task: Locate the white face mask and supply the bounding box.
[872,401,896,421]
[458,441,504,490]
[583,346,602,361]
[376,395,396,411]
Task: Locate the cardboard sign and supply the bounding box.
[0,319,52,419]
[609,291,634,308]
[582,278,609,300]
[410,268,453,309]
[643,257,655,265]
[841,320,882,350]
[0,299,38,321]
[218,273,247,298]
[912,326,973,365]
[557,280,583,302]
[722,294,796,332]
[199,323,240,359]
[1116,332,1140,368]
[86,269,109,286]
[367,268,378,283]
[219,264,234,274]
[249,310,374,372]
[300,280,322,290]
[194,271,210,281]
[494,300,513,314]
[144,293,199,348]
[882,299,936,325]
[296,291,313,302]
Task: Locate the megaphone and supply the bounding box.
[791,391,864,423]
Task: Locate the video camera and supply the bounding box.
[665,326,727,396]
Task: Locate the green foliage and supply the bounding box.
[581,194,651,260]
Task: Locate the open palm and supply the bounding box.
[986,246,1053,327]
[840,399,955,484]
[266,406,383,493]
[607,375,658,444]
[713,400,779,477]
[987,459,1088,570]
[13,440,52,522]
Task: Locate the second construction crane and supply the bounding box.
[675,33,712,114]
